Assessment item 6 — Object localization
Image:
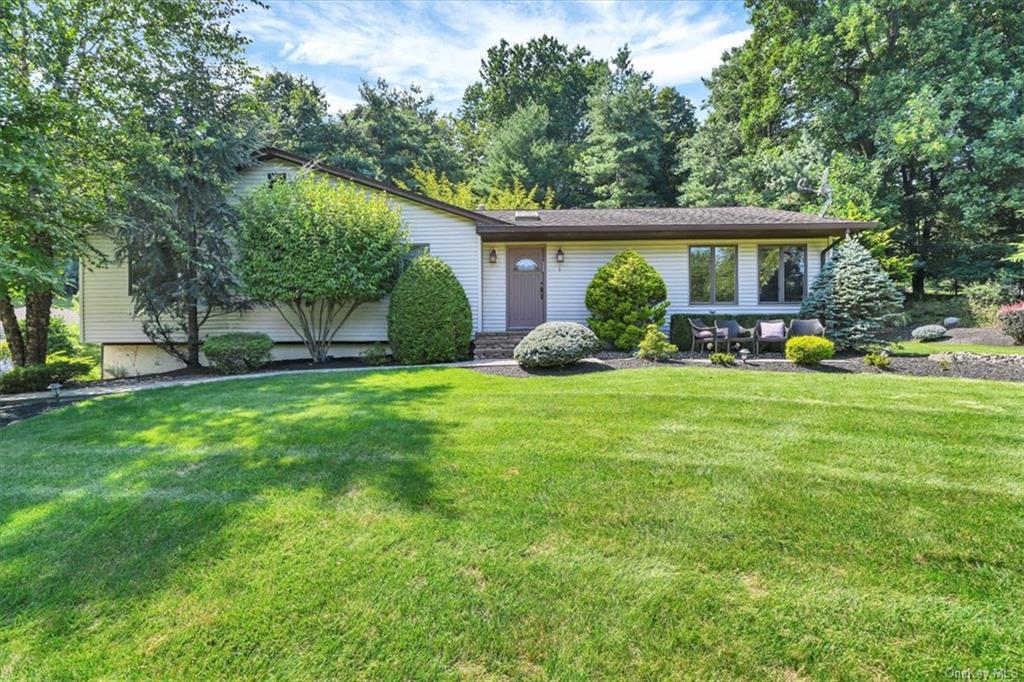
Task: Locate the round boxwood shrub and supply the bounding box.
[911,324,947,341]
[388,255,472,364]
[585,250,670,351]
[997,301,1024,344]
[513,321,600,368]
[202,333,274,374]
[785,336,836,365]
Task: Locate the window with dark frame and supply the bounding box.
[689,246,737,304]
[127,243,180,296]
[758,245,807,303]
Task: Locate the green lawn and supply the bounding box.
[893,340,1024,356]
[2,368,1022,679]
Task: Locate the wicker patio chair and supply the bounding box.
[714,319,754,353]
[788,318,826,338]
[688,318,717,355]
[754,319,788,355]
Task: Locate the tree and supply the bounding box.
[474,104,561,200]
[116,6,263,368]
[403,166,553,211]
[585,250,670,350]
[800,240,904,350]
[335,79,466,189]
[686,0,1024,296]
[576,47,663,208]
[653,87,696,206]
[250,70,342,158]
[237,174,409,362]
[460,36,608,205]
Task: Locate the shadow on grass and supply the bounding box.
[0,371,455,650]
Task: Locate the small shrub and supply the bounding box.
[785,336,836,365]
[46,317,82,356]
[863,351,891,369]
[0,358,93,394]
[964,281,1015,326]
[388,255,473,364]
[636,324,677,361]
[709,352,735,366]
[362,342,392,366]
[202,333,274,374]
[997,301,1024,344]
[585,250,670,350]
[513,321,601,368]
[107,365,134,379]
[911,324,947,341]
[943,316,960,328]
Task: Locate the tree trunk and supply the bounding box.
[0,291,27,366]
[23,289,53,364]
[911,270,926,300]
[185,299,201,368]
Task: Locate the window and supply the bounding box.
[401,243,430,270]
[128,242,179,295]
[514,257,540,272]
[267,172,287,186]
[759,245,807,303]
[689,246,737,304]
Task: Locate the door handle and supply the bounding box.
[540,283,544,301]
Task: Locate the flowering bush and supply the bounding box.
[997,302,1024,344]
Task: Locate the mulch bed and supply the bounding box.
[471,354,1024,382]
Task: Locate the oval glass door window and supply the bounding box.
[514,258,539,272]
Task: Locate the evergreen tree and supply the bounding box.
[653,87,696,206]
[474,104,561,202]
[801,240,904,350]
[576,47,663,208]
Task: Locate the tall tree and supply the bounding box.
[474,104,560,201]
[652,87,696,206]
[461,36,608,205]
[250,70,338,157]
[116,1,262,368]
[576,47,663,208]
[686,0,1024,296]
[336,79,466,189]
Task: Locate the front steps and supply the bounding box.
[473,331,530,360]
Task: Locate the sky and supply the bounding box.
[235,0,752,116]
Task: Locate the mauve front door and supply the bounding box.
[506,246,545,330]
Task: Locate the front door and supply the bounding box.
[507,246,546,329]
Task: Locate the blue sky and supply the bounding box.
[236,1,751,116]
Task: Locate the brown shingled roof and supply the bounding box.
[477,206,875,241]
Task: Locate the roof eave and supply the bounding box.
[255,148,512,226]
[476,222,877,242]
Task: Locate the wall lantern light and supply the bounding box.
[555,248,565,264]
[488,248,497,264]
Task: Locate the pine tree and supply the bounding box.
[801,240,904,350]
[575,47,662,208]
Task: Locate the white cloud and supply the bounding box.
[237,0,750,111]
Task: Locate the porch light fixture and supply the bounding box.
[555,248,565,264]
[739,349,751,365]
[488,248,497,264]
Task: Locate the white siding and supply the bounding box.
[81,159,482,344]
[480,238,830,331]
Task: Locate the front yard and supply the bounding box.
[1,367,1021,678]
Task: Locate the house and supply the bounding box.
[79,148,874,376]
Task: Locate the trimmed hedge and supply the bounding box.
[513,321,601,368]
[585,250,669,351]
[997,301,1024,344]
[911,324,947,341]
[202,333,274,374]
[785,336,836,365]
[0,358,93,394]
[388,255,473,364]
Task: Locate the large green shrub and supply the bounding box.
[513,321,601,368]
[585,250,670,350]
[0,358,93,394]
[997,302,1024,344]
[202,333,274,374]
[388,255,473,364]
[800,240,903,351]
[785,336,836,365]
[238,174,409,362]
[964,281,1018,326]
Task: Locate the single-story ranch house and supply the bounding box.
[80,148,874,376]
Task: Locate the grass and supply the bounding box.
[1,367,1022,678]
[892,340,1024,356]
